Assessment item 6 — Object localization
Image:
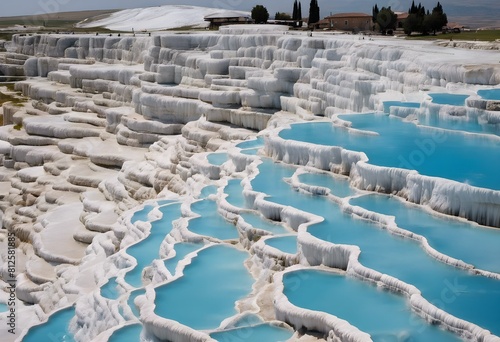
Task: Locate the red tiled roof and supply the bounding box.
[447,22,465,28]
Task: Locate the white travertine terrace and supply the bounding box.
[1,25,499,342]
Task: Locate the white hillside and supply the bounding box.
[76,5,250,32]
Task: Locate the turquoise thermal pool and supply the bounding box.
[164,242,204,275]
[100,277,120,300]
[308,206,500,336]
[127,289,145,318]
[350,194,500,273]
[210,323,294,341]
[252,158,500,336]
[124,203,182,287]
[188,199,239,240]
[199,184,218,198]
[416,113,500,135]
[108,324,142,342]
[237,136,264,155]
[207,152,228,166]
[477,88,500,100]
[236,136,264,150]
[429,93,469,106]
[154,244,254,330]
[22,306,76,342]
[283,270,461,342]
[224,178,249,208]
[279,116,500,190]
[130,204,155,224]
[264,235,298,254]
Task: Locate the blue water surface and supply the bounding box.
[478,88,500,100]
[283,270,460,342]
[124,203,182,287]
[236,137,264,150]
[108,324,142,342]
[210,323,294,342]
[199,185,218,198]
[154,245,254,330]
[188,199,239,240]
[264,235,298,254]
[417,113,500,136]
[429,93,469,106]
[308,211,500,337]
[224,178,250,208]
[127,289,145,318]
[130,205,155,224]
[230,313,264,328]
[164,242,204,275]
[279,116,500,190]
[350,194,500,273]
[237,136,264,156]
[23,306,75,342]
[251,159,500,336]
[207,152,228,166]
[100,277,120,300]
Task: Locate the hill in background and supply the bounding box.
[0,9,118,28]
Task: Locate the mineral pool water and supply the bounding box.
[23,306,76,342]
[154,245,253,330]
[283,270,461,342]
[264,235,298,254]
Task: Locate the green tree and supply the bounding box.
[308,0,320,26]
[403,1,427,35]
[293,0,303,27]
[372,4,379,31]
[376,6,397,34]
[404,1,446,35]
[275,12,292,20]
[372,4,379,24]
[251,5,269,24]
[426,2,448,34]
[403,13,421,35]
[297,1,303,27]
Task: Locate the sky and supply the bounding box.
[1,0,499,27]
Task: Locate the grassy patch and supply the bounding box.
[13,123,22,130]
[166,25,205,32]
[0,90,28,106]
[0,32,14,41]
[4,83,16,92]
[406,30,500,42]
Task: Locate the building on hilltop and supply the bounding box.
[204,11,252,29]
[395,12,409,29]
[444,22,467,33]
[316,18,331,30]
[324,13,372,32]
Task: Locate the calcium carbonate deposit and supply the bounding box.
[1,23,500,342]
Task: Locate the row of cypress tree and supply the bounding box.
[372,1,448,35]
